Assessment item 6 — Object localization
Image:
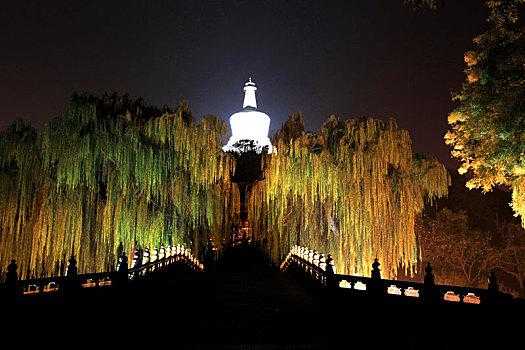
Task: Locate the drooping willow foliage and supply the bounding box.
[0,95,448,279]
[0,94,236,278]
[250,114,450,278]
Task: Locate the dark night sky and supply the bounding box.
[1,0,487,164]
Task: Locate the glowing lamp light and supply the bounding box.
[223,78,273,154]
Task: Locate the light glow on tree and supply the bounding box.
[0,95,449,279]
[249,114,449,278]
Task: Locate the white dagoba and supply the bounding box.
[223,78,273,154]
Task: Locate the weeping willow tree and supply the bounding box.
[1,94,448,280]
[0,94,236,278]
[250,114,450,278]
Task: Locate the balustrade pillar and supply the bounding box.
[143,249,151,274]
[423,262,439,304]
[319,254,326,271]
[484,270,504,304]
[114,252,128,289]
[5,259,18,301]
[369,258,384,300]
[62,255,80,296]
[308,249,314,264]
[325,254,337,289]
[313,252,319,267]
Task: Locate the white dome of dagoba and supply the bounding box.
[223,78,273,154]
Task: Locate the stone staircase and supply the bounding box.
[193,245,324,343]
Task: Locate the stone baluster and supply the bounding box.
[66,255,78,278]
[319,254,326,271]
[6,259,18,301]
[115,252,128,288]
[63,255,80,296]
[313,252,320,268]
[325,254,336,288]
[369,258,383,300]
[143,248,150,274]
[423,262,438,304]
[485,270,503,304]
[131,248,140,269]
[159,246,166,261]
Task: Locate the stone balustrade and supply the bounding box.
[281,245,518,305]
[1,243,204,299]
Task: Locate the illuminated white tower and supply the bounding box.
[223,78,273,154]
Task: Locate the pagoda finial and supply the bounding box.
[243,77,257,108]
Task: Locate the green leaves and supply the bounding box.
[447,0,525,225]
[0,94,234,277]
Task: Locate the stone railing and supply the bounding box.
[129,244,204,279]
[1,244,204,298]
[281,245,518,305]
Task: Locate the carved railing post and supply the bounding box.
[319,254,326,271]
[308,249,314,264]
[423,262,439,304]
[143,248,151,274]
[115,252,128,289]
[132,247,142,279]
[63,255,80,296]
[6,259,18,301]
[313,252,319,268]
[485,270,502,304]
[325,254,337,289]
[151,248,158,271]
[369,258,383,300]
[204,238,216,272]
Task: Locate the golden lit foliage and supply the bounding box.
[446,0,525,227]
[0,98,448,279]
[250,114,449,278]
[0,96,236,278]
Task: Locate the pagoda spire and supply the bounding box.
[242,77,257,109]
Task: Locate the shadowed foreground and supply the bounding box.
[4,246,514,347]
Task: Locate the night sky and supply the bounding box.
[1,1,487,164]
